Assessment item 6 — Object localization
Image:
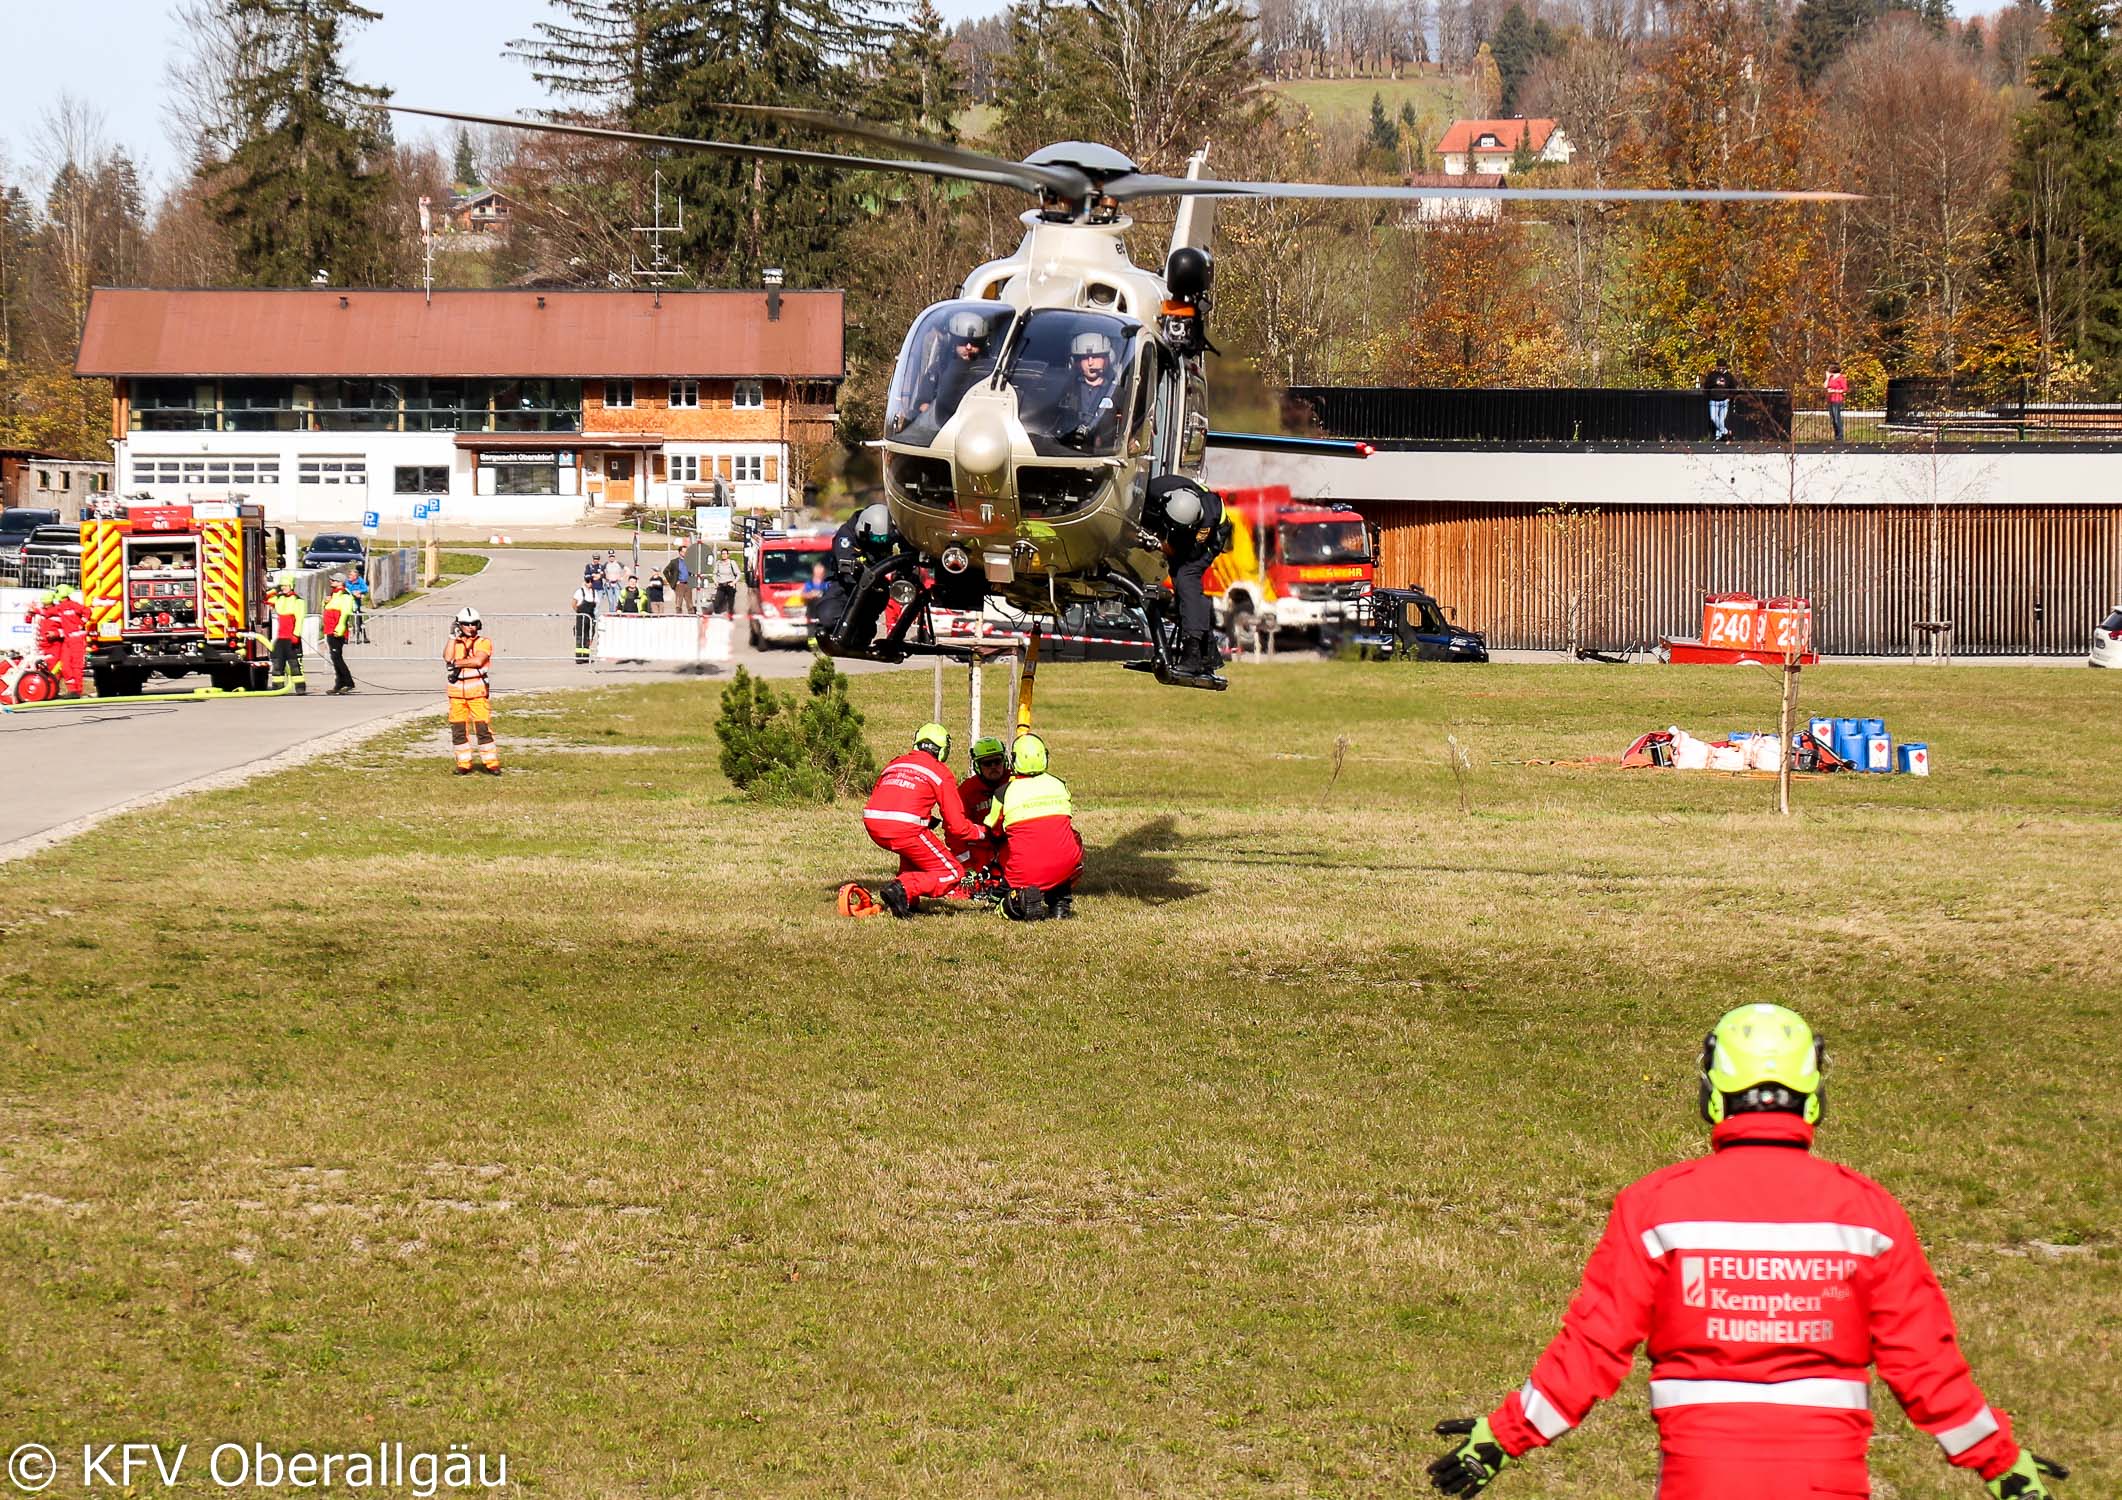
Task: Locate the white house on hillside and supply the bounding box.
[1438,118,1575,175]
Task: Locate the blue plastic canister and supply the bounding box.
[1865,734,1893,772]
[1898,743,1930,776]
[1863,716,1886,741]
[1834,717,1867,765]
[1809,717,1836,749]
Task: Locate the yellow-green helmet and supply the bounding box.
[1013,732,1049,775]
[1699,1003,1825,1125]
[970,735,1008,765]
[913,721,951,759]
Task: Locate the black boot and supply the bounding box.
[880,879,915,920]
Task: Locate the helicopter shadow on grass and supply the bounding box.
[1077,814,1206,905]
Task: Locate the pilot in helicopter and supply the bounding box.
[1055,330,1125,451]
[819,502,907,648]
[901,310,997,438]
[1144,474,1232,680]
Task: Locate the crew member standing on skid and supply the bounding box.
[1426,1003,2067,1500]
[268,572,308,695]
[320,574,357,694]
[862,722,986,920]
[443,606,500,776]
[1144,474,1230,680]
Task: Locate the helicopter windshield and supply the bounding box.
[886,300,1015,444]
[1002,309,1141,458]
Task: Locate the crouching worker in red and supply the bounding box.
[863,721,987,919]
[951,735,1013,877]
[1428,1003,2067,1500]
[984,733,1084,921]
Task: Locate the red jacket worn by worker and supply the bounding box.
[984,771,1084,890]
[863,749,985,899]
[1486,1111,2020,1491]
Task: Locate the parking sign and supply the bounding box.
[361,509,380,534]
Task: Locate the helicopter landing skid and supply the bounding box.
[1104,571,1229,691]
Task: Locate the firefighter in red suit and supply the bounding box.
[53,587,90,696]
[951,735,1012,875]
[863,722,987,920]
[983,732,1084,921]
[1429,1003,2067,1500]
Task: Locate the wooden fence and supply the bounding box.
[1363,501,2122,655]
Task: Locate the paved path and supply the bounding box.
[0,547,868,862]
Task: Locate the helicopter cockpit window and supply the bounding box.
[886,301,1015,444]
[1003,309,1141,458]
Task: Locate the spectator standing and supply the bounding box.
[1703,361,1737,442]
[346,565,371,644]
[618,575,646,614]
[1825,361,1849,442]
[670,554,694,614]
[601,552,625,614]
[801,561,829,647]
[570,579,597,664]
[712,549,741,617]
[646,569,666,613]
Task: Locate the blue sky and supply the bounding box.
[2,0,2007,195]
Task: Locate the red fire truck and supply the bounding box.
[1206,486,1376,645]
[745,531,833,648]
[80,501,276,696]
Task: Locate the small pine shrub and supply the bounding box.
[714,666,799,789]
[750,762,836,805]
[795,652,879,798]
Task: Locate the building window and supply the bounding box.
[493,463,558,496]
[733,454,764,483]
[606,379,635,409]
[393,465,451,494]
[670,379,700,409]
[733,380,764,410]
[136,456,281,488]
[670,454,701,483]
[298,458,368,486]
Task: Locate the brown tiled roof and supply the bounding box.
[1437,118,1557,155]
[76,288,845,380]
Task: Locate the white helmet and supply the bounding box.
[1071,330,1114,360]
[455,607,481,627]
[946,310,987,341]
[1163,488,1204,527]
[856,503,892,544]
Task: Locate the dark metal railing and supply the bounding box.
[1290,385,1793,444]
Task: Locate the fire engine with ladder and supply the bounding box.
[80,499,277,697]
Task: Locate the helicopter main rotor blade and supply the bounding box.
[388,105,1054,196]
[706,104,1094,198]
[1109,174,1859,203]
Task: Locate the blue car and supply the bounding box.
[301,532,367,569]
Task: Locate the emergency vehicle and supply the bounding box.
[745,531,833,648]
[79,500,276,696]
[1206,486,1376,645]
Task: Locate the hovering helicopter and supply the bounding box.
[395,102,1851,688]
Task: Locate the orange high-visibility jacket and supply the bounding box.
[444,635,493,700]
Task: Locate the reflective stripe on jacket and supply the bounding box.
[445,635,493,699]
[864,750,983,846]
[1487,1111,2019,1480]
[271,593,307,642]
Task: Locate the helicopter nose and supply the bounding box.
[954,412,1010,476]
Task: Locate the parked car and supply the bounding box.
[18,525,83,590]
[1353,587,1489,662]
[0,508,60,569]
[2093,604,2122,668]
[301,532,367,569]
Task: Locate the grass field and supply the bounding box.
[3,661,2116,1496]
[1267,76,1468,137]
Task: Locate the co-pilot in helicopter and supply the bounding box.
[396,102,1851,689]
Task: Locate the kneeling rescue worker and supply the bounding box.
[952,735,1013,873]
[984,732,1084,921]
[1428,1003,2066,1500]
[444,607,500,775]
[863,722,986,918]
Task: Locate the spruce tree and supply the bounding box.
[1369,94,1398,153]
[452,128,478,188]
[1490,4,1539,114]
[207,0,395,286]
[507,0,661,118]
[1996,0,2122,391]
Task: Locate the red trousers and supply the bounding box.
[60,632,88,696]
[868,825,964,900]
[1654,1455,1868,1499]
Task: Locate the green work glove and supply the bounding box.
[1989,1451,2067,1500]
[1428,1416,1512,1496]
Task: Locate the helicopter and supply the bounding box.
[395,102,1852,689]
